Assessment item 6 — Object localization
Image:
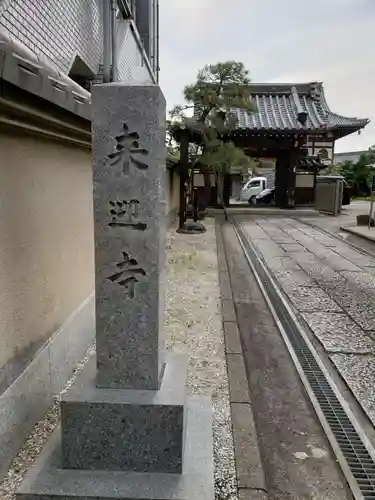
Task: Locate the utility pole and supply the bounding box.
[103,0,111,83]
[110,0,118,81]
[178,130,189,232]
[103,0,118,82]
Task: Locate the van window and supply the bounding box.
[250,180,261,187]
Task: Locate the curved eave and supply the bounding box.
[317,85,370,133]
[327,112,370,129]
[327,114,370,139]
[230,117,370,138]
[232,127,310,136]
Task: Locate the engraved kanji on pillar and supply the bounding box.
[107,251,146,299]
[108,123,149,174]
[108,200,147,231]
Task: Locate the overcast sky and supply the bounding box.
[159,0,374,153]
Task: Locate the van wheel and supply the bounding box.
[248,196,256,205]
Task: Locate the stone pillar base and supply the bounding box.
[16,352,214,500]
[60,353,185,473]
[16,396,214,500]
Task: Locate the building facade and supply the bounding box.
[0,1,167,480]
[231,82,369,205]
[334,150,369,165]
[180,81,369,208]
[0,0,158,87]
[233,82,369,166]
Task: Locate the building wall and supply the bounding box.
[0,129,177,386]
[0,0,153,83]
[0,127,96,479]
[116,21,151,82]
[0,0,160,480]
[0,132,94,374]
[0,122,176,480]
[306,135,334,165]
[165,167,180,224]
[334,151,367,164]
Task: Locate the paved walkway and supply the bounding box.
[239,216,375,429]
[341,224,375,242]
[223,220,351,500]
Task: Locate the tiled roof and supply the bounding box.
[296,156,325,169]
[233,82,369,132]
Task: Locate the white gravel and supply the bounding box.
[0,218,237,500]
[166,219,237,500]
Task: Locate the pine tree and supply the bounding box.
[169,61,257,220]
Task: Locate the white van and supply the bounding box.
[241,177,268,204]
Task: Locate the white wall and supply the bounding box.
[0,131,94,371]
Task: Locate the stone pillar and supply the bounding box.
[275,151,296,208]
[92,83,165,390]
[16,83,213,500]
[275,153,289,207]
[286,162,296,207]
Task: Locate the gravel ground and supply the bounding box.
[165,219,237,500]
[0,218,237,500]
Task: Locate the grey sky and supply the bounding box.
[159,0,374,153]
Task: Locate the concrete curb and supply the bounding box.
[215,218,268,500]
[209,207,317,217]
[296,217,375,259]
[340,225,375,243]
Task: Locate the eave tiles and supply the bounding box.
[234,82,369,133]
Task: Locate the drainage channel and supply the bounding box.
[232,218,375,500]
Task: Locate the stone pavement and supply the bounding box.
[239,216,375,429]
[341,225,375,242]
[222,220,351,500]
[302,200,375,252]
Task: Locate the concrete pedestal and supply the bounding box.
[61,353,185,473]
[17,397,214,500]
[16,353,214,499]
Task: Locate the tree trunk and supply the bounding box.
[198,162,212,212]
[178,132,189,231]
[216,172,228,221]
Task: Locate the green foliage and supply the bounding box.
[320,164,340,175]
[184,61,256,122]
[169,61,256,173]
[167,144,180,160]
[170,60,256,127]
[200,141,253,175]
[170,61,257,216]
[338,147,375,195]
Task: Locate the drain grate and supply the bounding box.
[233,219,375,500]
